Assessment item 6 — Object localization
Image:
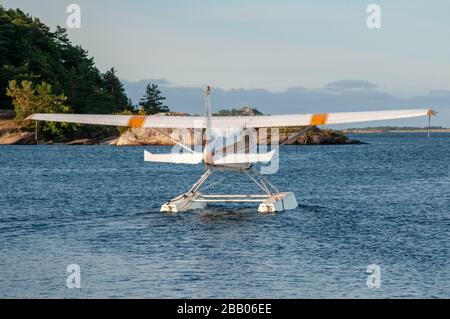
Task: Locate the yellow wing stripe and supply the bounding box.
[309,113,329,126]
[127,116,146,128]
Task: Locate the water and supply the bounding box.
[0,134,449,298]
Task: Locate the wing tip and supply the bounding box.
[24,114,36,121]
[427,109,437,116]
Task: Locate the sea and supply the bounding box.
[0,133,449,298]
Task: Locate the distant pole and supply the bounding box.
[35,121,38,143]
[428,114,431,139]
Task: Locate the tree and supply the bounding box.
[102,67,132,112]
[63,53,114,114]
[6,80,76,139]
[126,98,135,112]
[0,6,139,141]
[0,7,131,115]
[139,83,169,114]
[0,7,67,108]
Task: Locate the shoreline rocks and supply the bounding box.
[0,122,36,145]
[66,138,97,145]
[0,131,36,145]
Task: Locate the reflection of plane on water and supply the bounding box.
[28,86,435,213]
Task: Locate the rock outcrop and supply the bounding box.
[0,131,36,145]
[111,126,360,146]
[66,138,97,145]
[113,127,202,146]
[280,127,361,145]
[0,121,36,145]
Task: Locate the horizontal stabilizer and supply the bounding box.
[144,150,203,164]
[213,149,276,164]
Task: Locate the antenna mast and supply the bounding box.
[204,85,213,146]
[204,85,212,134]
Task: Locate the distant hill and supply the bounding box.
[213,107,263,116]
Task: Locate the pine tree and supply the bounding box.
[126,98,135,112]
[139,83,169,114]
[102,67,130,111]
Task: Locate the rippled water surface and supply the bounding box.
[1,134,449,298]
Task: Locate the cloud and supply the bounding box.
[325,80,378,91]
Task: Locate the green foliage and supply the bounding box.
[102,67,132,112]
[126,98,135,112]
[0,6,130,115]
[6,80,77,139]
[139,83,170,114]
[0,8,66,108]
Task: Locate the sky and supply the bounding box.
[2,0,450,126]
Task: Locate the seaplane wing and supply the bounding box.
[244,109,435,128]
[27,108,434,129]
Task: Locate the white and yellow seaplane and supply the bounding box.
[27,86,435,213]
